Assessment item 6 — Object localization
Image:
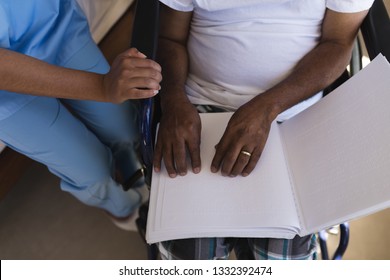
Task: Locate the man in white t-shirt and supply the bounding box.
[153,0,374,259]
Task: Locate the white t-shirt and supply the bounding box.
[159,0,374,120]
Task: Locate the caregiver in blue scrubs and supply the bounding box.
[0,0,162,229]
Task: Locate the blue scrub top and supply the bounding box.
[0,0,96,121]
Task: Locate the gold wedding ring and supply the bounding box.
[240,150,252,157]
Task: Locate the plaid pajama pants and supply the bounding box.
[159,236,318,260]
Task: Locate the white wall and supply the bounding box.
[76,0,134,43]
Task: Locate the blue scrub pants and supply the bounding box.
[0,42,143,218]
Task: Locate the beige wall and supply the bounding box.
[384,0,390,11]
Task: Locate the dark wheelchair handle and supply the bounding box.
[130,0,160,186]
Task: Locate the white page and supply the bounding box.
[280,55,390,234]
[147,112,300,243]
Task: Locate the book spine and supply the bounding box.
[278,122,305,235]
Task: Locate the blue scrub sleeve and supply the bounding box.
[0,4,10,48]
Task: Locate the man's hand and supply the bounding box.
[153,99,202,178]
[211,98,276,177]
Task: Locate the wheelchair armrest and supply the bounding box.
[360,0,390,61]
[130,0,160,186]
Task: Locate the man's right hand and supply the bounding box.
[153,99,201,178]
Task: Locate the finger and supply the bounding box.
[153,139,163,173]
[127,88,159,99]
[125,77,161,92]
[220,148,240,177]
[172,141,187,176]
[136,58,162,72]
[211,142,225,173]
[230,147,252,177]
[124,48,147,58]
[122,68,162,84]
[242,147,262,176]
[123,56,162,72]
[212,139,237,176]
[187,140,201,174]
[162,143,177,178]
[117,54,161,73]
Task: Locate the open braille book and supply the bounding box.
[146,54,390,244]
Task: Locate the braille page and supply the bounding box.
[279,54,390,234]
[147,112,299,243]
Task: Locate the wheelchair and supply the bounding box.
[128,0,390,260]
